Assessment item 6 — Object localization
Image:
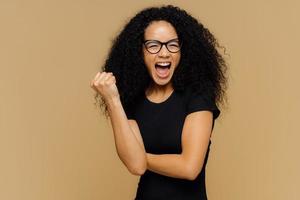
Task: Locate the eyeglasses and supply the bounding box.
[143,38,182,54]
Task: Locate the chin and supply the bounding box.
[152,73,173,86]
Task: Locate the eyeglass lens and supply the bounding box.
[144,40,181,53]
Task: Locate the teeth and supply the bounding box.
[156,62,171,66]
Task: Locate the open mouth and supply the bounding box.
[155,62,171,78]
[155,62,171,69]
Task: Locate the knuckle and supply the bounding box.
[95,81,103,86]
[93,83,99,88]
[99,81,105,86]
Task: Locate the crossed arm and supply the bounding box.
[106,97,213,180]
[128,110,214,181]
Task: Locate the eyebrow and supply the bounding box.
[144,38,179,43]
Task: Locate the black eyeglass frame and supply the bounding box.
[143,38,182,54]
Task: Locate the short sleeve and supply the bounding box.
[124,104,136,120]
[186,89,220,120]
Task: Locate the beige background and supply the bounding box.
[1,0,299,199]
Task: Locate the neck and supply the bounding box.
[146,81,174,95]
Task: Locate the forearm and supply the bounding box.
[146,153,193,180]
[106,97,147,175]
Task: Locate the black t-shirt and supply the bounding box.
[125,87,220,200]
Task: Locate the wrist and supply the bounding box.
[105,96,121,107]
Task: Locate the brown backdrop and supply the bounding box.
[1,0,299,199]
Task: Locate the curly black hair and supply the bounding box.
[94,4,229,119]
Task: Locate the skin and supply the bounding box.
[143,20,181,102]
[91,72,147,175]
[90,20,214,180]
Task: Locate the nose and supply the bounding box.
[158,44,170,58]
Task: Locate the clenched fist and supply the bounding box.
[90,71,120,102]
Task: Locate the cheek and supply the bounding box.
[174,53,181,65]
[143,52,155,68]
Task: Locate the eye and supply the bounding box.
[169,44,179,47]
[146,42,160,47]
[168,42,180,47]
[148,44,159,48]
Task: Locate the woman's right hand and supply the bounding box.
[90,71,120,102]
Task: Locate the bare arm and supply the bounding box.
[90,71,146,176]
[145,111,214,180]
[106,97,147,176]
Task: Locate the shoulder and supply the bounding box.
[124,94,144,120]
[184,87,220,120]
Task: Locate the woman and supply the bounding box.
[90,5,228,200]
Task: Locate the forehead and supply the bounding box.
[144,20,178,41]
